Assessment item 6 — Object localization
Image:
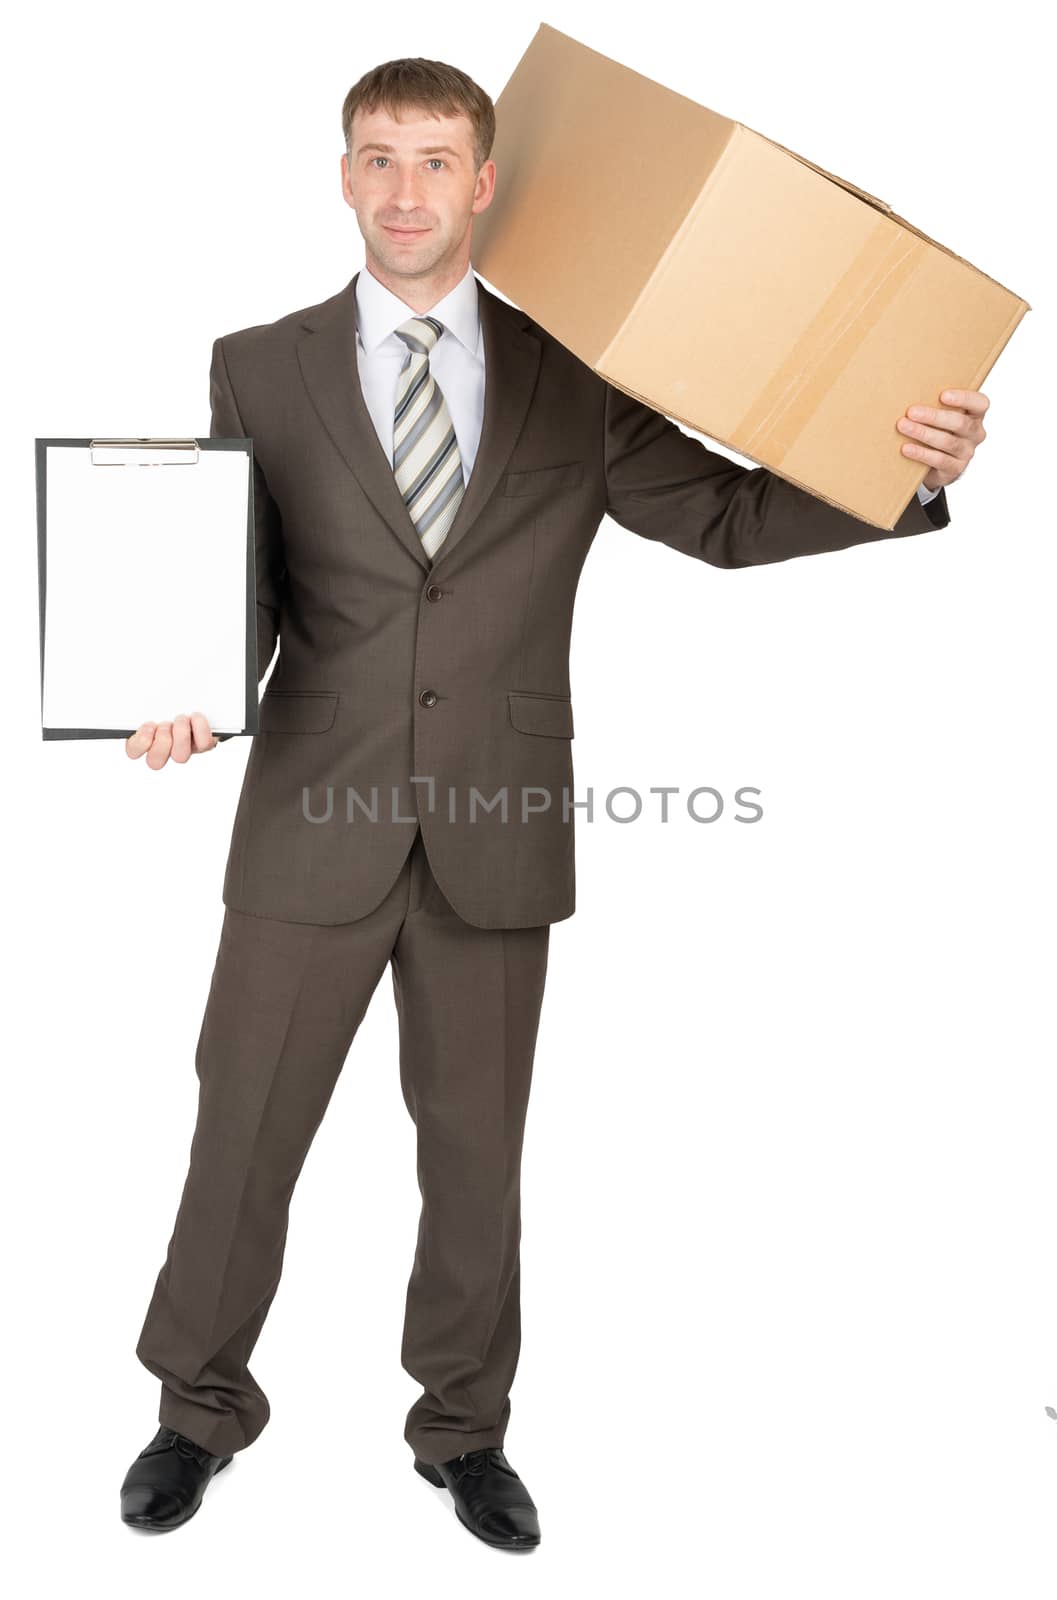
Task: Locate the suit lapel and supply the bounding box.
[295,269,542,573]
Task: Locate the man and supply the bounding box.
[118,57,989,1548]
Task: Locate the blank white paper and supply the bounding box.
[41,444,251,734]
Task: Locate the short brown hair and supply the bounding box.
[342,58,495,175]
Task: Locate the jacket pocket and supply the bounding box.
[501,461,584,497]
[258,689,339,733]
[508,691,574,738]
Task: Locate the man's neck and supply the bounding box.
[363,256,471,314]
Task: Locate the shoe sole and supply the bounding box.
[121,1453,234,1532]
[413,1457,540,1551]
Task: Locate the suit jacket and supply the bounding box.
[209,269,950,929]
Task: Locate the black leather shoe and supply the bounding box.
[120,1424,234,1531]
[414,1446,541,1549]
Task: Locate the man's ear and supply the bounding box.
[472,159,496,216]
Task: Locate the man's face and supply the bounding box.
[341,105,494,282]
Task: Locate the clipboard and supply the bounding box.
[36,436,258,741]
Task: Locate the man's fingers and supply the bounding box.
[170,714,193,764]
[906,404,977,435]
[902,421,973,459]
[125,722,157,759]
[126,713,217,766]
[940,388,990,415]
[146,722,174,770]
[189,711,219,753]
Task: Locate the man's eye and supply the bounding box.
[369,157,445,170]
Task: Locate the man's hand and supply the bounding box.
[896,388,989,491]
[125,713,219,770]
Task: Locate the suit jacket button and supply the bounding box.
[425,584,443,602]
[419,689,438,707]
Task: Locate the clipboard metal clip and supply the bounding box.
[90,437,201,467]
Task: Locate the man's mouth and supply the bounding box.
[383,225,430,238]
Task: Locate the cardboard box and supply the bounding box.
[471,23,1030,528]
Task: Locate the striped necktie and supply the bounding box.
[392,314,465,560]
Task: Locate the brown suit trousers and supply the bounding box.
[135,823,549,1465]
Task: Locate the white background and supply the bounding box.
[5,1,1052,1594]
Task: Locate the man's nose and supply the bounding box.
[392,175,425,208]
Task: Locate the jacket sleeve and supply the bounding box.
[209,335,286,683]
[602,380,950,567]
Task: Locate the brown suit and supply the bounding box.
[207,270,949,930]
[135,269,950,1464]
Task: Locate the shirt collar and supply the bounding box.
[355,261,481,359]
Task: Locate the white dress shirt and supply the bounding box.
[355,262,484,484]
[353,263,942,507]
